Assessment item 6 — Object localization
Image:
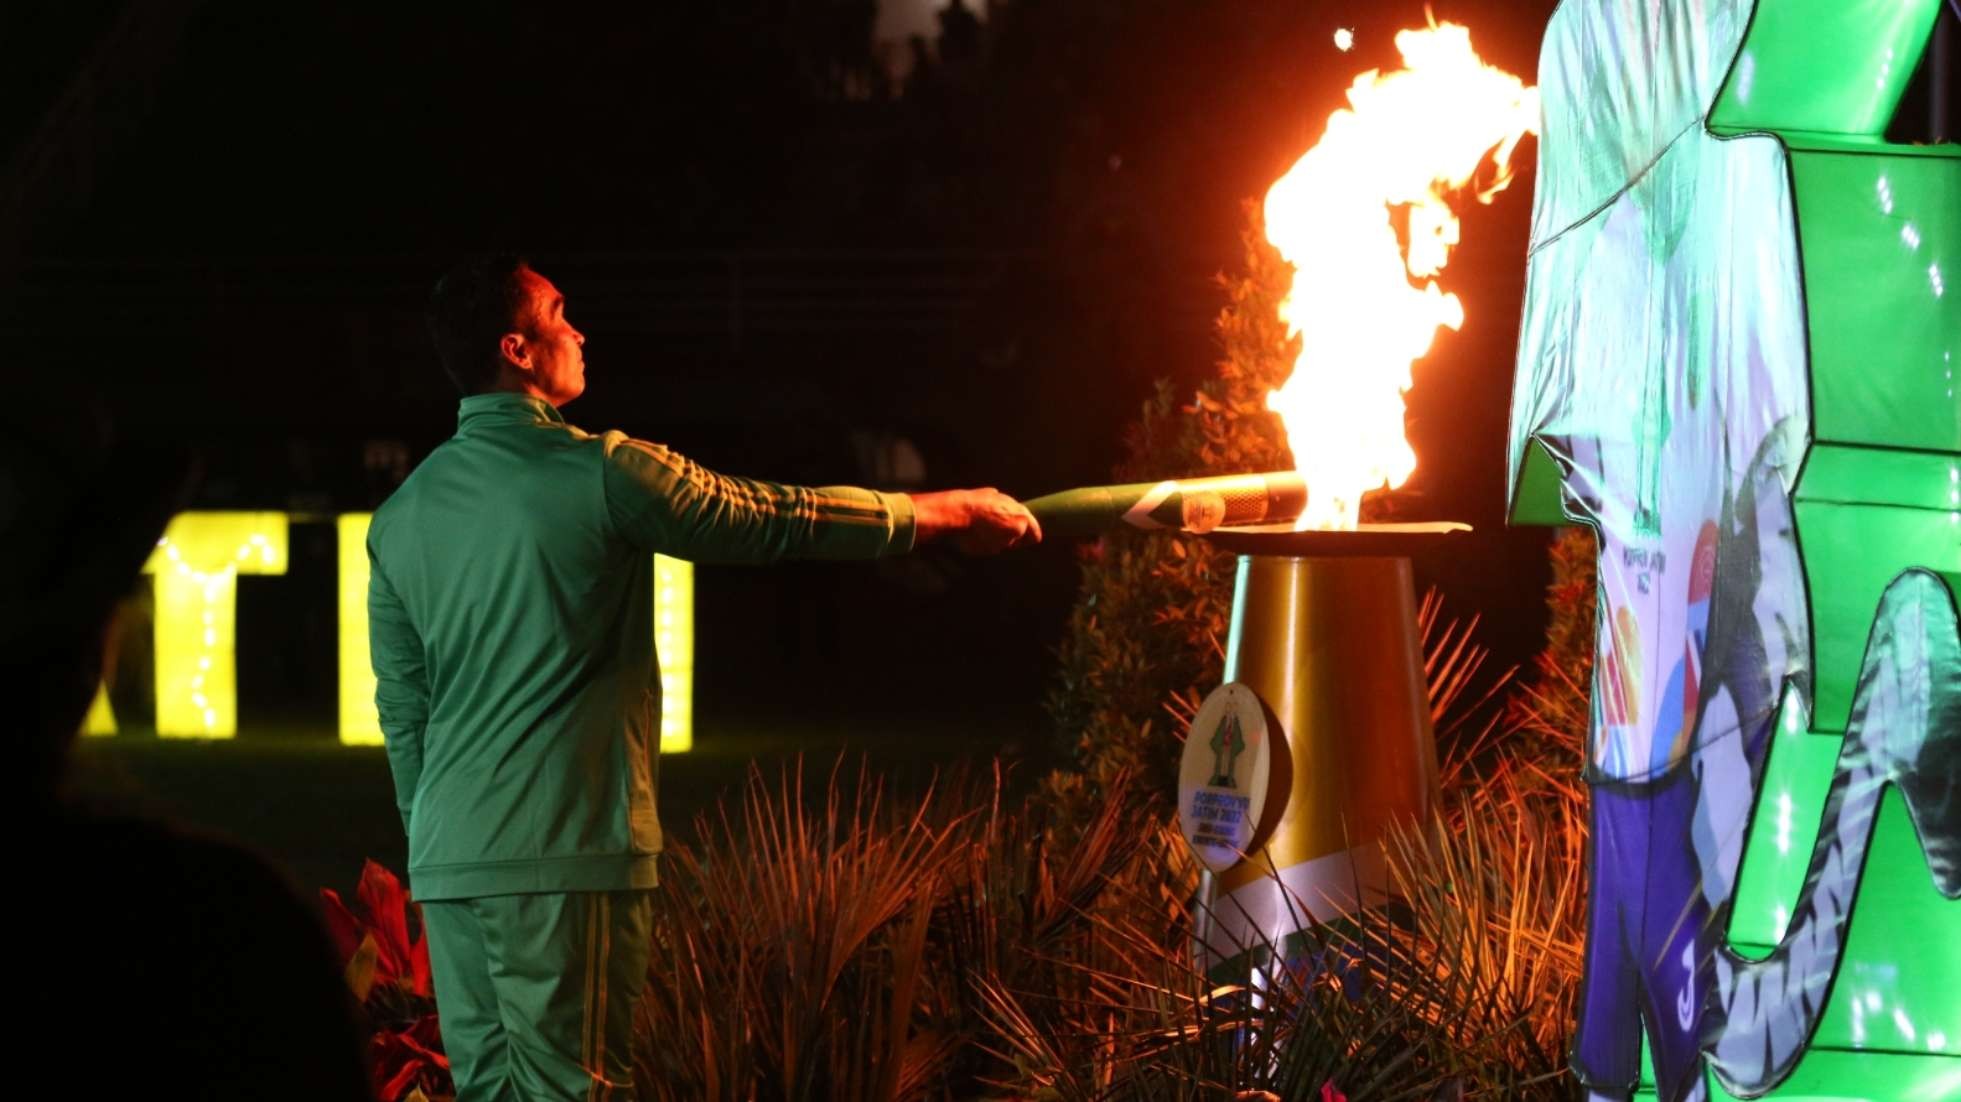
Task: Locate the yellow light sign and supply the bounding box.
[337,514,383,745]
[653,554,694,753]
[141,512,289,738]
[83,683,116,737]
[335,513,695,752]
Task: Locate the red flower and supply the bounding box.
[321,860,433,999]
[371,1013,450,1102]
[1320,1082,1348,1102]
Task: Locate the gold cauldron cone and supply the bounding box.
[1192,543,1446,965]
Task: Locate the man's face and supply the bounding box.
[509,266,586,406]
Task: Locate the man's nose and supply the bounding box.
[574,328,585,346]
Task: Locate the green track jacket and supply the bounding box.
[368,393,916,899]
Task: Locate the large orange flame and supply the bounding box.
[1264,21,1537,529]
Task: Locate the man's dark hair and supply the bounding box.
[427,254,532,394]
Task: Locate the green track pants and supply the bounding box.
[422,890,653,1101]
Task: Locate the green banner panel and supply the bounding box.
[1794,500,1961,732]
[1792,149,1961,455]
[1709,0,1941,137]
[1796,446,1961,512]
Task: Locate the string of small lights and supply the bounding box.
[142,513,288,738]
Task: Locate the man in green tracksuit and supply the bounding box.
[369,255,1040,1101]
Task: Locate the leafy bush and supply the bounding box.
[633,696,1583,1100]
[635,759,972,1099]
[633,758,1190,1100]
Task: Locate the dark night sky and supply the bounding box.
[7,0,1569,743]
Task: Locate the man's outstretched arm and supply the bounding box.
[367,553,428,836]
[601,433,1038,561]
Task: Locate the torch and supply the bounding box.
[1023,471,1308,536]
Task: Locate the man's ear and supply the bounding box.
[498,331,530,372]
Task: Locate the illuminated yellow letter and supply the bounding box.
[338,514,383,744]
[83,683,116,736]
[142,512,289,737]
[654,554,694,753]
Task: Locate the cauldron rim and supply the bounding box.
[1200,520,1472,557]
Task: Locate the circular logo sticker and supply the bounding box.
[1177,682,1276,873]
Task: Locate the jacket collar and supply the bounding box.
[457,391,565,432]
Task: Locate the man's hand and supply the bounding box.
[910,488,1042,554]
